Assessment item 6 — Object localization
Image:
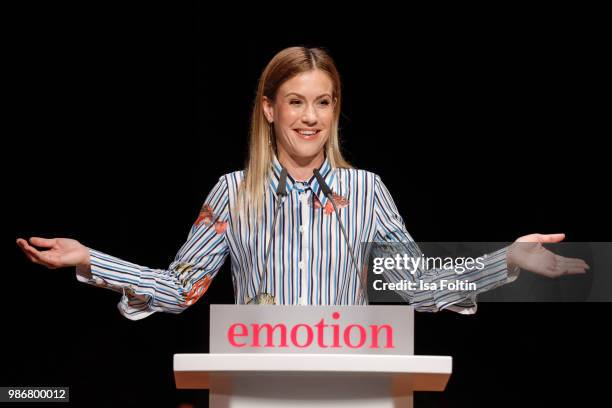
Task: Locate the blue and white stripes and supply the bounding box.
[76,155,517,320]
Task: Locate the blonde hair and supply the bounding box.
[237,46,352,218]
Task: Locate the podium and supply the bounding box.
[174,305,452,408]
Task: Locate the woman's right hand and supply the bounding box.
[16,237,90,270]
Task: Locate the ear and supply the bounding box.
[262,96,274,124]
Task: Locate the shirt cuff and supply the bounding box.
[74,248,155,320]
[437,246,516,314]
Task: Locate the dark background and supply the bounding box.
[7,2,610,407]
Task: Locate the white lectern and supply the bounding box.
[173,305,452,408]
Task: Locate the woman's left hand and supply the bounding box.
[508,233,590,278]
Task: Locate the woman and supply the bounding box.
[16,47,588,320]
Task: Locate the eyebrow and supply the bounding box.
[284,92,332,99]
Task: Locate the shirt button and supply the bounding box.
[299,225,304,233]
[299,261,305,270]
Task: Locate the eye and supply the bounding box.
[319,99,331,106]
[290,99,302,105]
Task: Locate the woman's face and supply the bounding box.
[263,69,336,163]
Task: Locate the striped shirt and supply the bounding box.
[76,155,518,320]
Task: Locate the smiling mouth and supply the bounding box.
[293,129,322,140]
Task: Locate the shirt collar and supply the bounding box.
[269,154,337,206]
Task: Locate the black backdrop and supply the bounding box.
[7,3,610,407]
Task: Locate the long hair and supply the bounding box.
[237,46,352,218]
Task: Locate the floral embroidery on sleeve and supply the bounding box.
[194,203,227,234]
[175,262,193,287]
[214,221,228,234]
[122,285,148,301]
[175,262,211,306]
[195,204,214,226]
[183,275,212,306]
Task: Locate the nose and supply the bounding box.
[301,104,318,126]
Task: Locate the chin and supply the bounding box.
[294,143,327,158]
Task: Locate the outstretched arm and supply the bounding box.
[17,175,231,320]
[372,175,588,314]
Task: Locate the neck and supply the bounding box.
[277,149,325,182]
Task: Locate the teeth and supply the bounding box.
[297,130,317,135]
